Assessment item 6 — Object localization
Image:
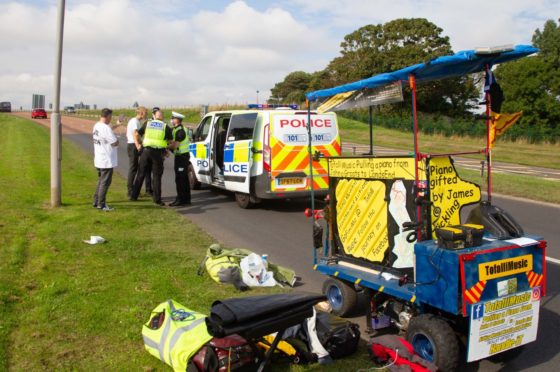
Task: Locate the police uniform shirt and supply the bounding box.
[137,121,174,145]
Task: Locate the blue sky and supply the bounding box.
[0,0,557,109]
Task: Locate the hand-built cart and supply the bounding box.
[303,45,546,371]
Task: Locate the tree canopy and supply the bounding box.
[495,18,560,142]
[269,18,478,117]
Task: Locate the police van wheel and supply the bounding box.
[188,164,201,190]
[406,314,459,372]
[322,277,357,317]
[235,193,254,209]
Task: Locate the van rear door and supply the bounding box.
[190,115,214,185]
[269,112,340,193]
[223,112,258,193]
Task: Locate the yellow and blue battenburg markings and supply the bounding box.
[224,142,251,163]
[190,143,208,159]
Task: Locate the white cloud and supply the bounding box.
[0,0,556,110]
[288,0,560,51]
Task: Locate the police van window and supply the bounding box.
[195,116,212,141]
[227,113,258,141]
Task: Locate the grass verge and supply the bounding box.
[0,113,371,370]
[338,116,560,170]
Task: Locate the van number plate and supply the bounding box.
[278,177,304,186]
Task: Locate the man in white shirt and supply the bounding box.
[93,108,119,211]
[126,106,151,198]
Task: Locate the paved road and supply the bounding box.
[20,114,560,371]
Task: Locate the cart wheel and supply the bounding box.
[235,192,254,209]
[406,314,459,372]
[322,277,357,317]
[188,164,201,190]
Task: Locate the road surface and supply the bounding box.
[17,113,560,371]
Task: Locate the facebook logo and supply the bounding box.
[472,304,484,320]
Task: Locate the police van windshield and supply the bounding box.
[227,113,257,141]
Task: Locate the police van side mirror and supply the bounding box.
[187,128,194,141]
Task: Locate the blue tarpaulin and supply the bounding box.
[306,45,538,101]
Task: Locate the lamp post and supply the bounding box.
[51,0,65,207]
[50,0,66,207]
[256,90,259,105]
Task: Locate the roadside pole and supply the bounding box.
[51,0,65,207]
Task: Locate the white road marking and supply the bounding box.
[546,256,560,265]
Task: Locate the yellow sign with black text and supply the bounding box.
[429,157,481,235]
[329,158,416,180]
[335,179,389,262]
[479,255,533,281]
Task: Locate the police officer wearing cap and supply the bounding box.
[169,111,191,206]
[130,109,173,205]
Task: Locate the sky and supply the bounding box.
[1,0,558,109]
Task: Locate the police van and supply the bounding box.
[188,106,341,208]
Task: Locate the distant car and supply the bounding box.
[31,108,47,119]
[65,106,76,114]
[0,101,11,112]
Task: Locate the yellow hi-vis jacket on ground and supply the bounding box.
[142,299,212,371]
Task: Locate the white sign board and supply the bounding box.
[467,287,541,362]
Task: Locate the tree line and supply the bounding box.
[268,18,560,143]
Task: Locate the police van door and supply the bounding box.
[223,112,258,193]
[190,115,213,185]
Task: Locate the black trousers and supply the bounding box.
[132,147,165,203]
[127,144,152,196]
[93,168,113,207]
[174,153,191,203]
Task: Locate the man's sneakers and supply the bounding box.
[96,204,114,211]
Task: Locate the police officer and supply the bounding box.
[130,109,173,206]
[168,111,191,206]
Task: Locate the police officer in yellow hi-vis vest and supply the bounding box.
[168,111,191,206]
[131,109,174,206]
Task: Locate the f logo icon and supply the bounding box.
[473,304,484,320]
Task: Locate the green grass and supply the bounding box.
[457,167,560,204]
[75,104,247,125]
[338,116,560,170]
[0,113,373,371]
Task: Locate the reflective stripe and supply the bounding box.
[143,335,159,350]
[167,317,206,368]
[158,309,173,363]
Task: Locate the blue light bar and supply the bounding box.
[248,103,299,110]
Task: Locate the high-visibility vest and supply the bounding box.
[143,120,167,149]
[142,300,212,371]
[173,126,190,155]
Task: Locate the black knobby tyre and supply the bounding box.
[235,192,254,209]
[406,314,460,372]
[322,277,358,317]
[188,164,201,190]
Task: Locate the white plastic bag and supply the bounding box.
[239,253,277,287]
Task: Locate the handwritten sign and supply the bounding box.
[429,157,480,233]
[336,179,389,261]
[329,158,416,180]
